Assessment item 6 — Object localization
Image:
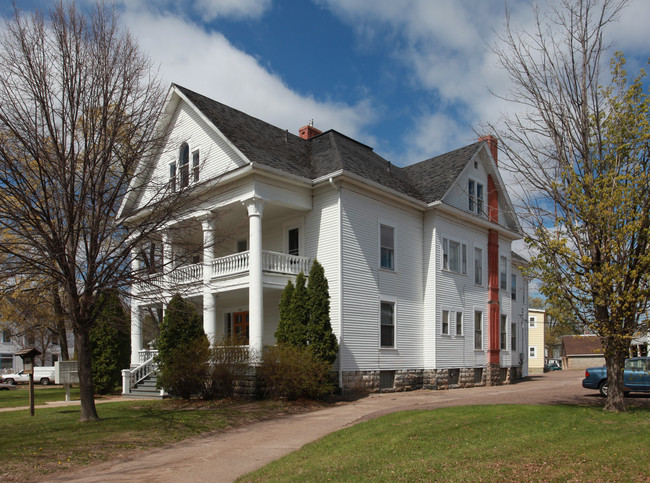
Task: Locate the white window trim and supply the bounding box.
[529,316,537,328]
[474,246,483,286]
[455,310,464,337]
[441,307,464,337]
[500,255,508,291]
[378,220,396,272]
[441,309,450,336]
[500,314,508,351]
[442,235,467,275]
[379,296,397,350]
[474,308,484,351]
[282,220,304,257]
[468,178,484,215]
[529,346,537,358]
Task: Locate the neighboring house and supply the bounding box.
[0,322,66,372]
[561,335,605,370]
[120,84,528,394]
[527,309,545,373]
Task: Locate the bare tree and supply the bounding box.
[0,2,187,420]
[489,0,650,411]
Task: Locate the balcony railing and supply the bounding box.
[139,251,312,289]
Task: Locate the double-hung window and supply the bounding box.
[380,224,395,270]
[511,322,517,351]
[442,237,467,274]
[442,310,464,336]
[380,301,395,348]
[500,256,508,290]
[169,162,177,192]
[500,315,508,350]
[179,143,190,188]
[474,247,483,285]
[511,274,517,300]
[192,150,200,183]
[468,179,484,214]
[474,311,483,350]
[442,310,450,335]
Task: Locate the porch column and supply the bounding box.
[130,304,142,366]
[244,198,266,358]
[130,250,143,365]
[202,217,217,343]
[162,230,173,288]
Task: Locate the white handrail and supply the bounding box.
[122,352,158,395]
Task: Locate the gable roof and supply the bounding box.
[561,335,604,357]
[170,84,518,223]
[403,142,483,204]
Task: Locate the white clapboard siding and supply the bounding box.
[443,151,488,214]
[305,187,341,336]
[339,187,423,372]
[136,99,246,210]
[434,212,495,369]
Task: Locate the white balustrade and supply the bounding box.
[138,251,311,288]
[170,262,203,284]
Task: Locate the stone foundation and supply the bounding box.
[342,365,523,396]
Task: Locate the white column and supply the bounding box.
[162,230,173,288]
[244,198,266,358]
[202,217,217,344]
[130,304,142,366]
[130,250,143,365]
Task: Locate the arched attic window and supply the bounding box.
[179,142,190,189]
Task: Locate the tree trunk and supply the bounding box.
[75,327,99,421]
[604,355,626,412]
[52,288,70,360]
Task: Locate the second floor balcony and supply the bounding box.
[140,250,312,290]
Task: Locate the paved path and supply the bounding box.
[42,370,650,483]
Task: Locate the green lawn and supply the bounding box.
[239,405,650,482]
[0,386,81,408]
[0,398,309,481]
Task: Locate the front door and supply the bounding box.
[233,311,249,345]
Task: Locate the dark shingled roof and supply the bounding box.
[175,84,484,204]
[403,143,482,203]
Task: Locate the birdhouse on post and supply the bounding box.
[16,348,42,416]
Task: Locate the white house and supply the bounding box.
[120,84,529,394]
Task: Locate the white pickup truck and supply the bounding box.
[1,367,56,385]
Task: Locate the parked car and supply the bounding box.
[1,367,56,386]
[544,361,562,372]
[582,357,650,397]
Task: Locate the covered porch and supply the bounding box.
[130,195,313,366]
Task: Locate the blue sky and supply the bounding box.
[2,0,648,167]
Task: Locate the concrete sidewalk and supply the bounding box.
[40,371,623,483]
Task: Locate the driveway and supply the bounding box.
[44,370,650,483]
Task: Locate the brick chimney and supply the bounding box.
[479,135,498,165]
[299,121,322,140]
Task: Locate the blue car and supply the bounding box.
[582,357,650,397]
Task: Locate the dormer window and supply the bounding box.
[179,143,190,188]
[468,179,484,214]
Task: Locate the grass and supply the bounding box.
[0,397,317,482]
[239,405,650,482]
[0,386,82,409]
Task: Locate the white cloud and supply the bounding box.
[118,0,272,21]
[121,6,378,142]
